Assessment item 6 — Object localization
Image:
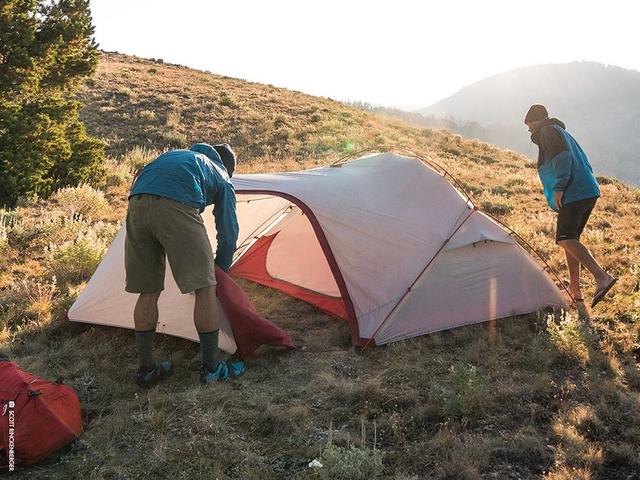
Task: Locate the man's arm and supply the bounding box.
[541,126,572,192]
[212,185,239,272]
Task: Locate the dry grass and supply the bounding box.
[1,52,639,479]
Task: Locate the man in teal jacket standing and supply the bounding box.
[125,142,244,387]
[525,105,617,308]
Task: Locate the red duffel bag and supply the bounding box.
[0,361,83,469]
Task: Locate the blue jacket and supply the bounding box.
[130,144,239,271]
[535,121,600,210]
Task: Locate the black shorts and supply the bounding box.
[556,197,598,243]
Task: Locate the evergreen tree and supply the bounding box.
[0,0,105,207]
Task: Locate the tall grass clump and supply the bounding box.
[0,209,21,249]
[105,159,133,187]
[121,145,161,171]
[0,277,58,334]
[52,184,110,219]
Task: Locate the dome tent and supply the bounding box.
[68,152,568,349]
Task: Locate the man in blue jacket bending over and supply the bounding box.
[125,143,244,387]
[525,105,617,308]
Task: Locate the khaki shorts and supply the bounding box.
[125,194,216,294]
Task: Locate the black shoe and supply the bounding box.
[135,360,173,388]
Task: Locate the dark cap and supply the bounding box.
[190,142,237,178]
[524,104,549,124]
[212,144,236,178]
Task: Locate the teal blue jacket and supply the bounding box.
[129,145,238,271]
[535,123,600,211]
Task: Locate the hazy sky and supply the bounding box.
[90,0,640,108]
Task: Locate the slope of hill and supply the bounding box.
[419,62,640,185]
[78,52,440,166]
[1,52,639,479]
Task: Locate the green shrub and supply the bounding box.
[596,175,619,186]
[340,141,358,153]
[547,313,593,363]
[444,147,461,156]
[319,443,383,480]
[480,200,513,216]
[271,127,293,143]
[52,184,110,219]
[430,363,488,418]
[505,176,527,187]
[472,155,497,165]
[490,185,509,196]
[313,138,336,154]
[47,229,109,285]
[219,94,236,108]
[456,181,483,197]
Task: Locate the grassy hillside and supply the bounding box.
[1,52,639,479]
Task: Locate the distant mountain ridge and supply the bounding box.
[418,62,640,184]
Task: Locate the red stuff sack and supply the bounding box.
[0,362,83,469]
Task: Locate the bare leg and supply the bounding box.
[565,250,582,300]
[194,285,221,333]
[558,239,613,290]
[134,292,161,331]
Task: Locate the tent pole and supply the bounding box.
[331,145,474,206]
[363,207,477,348]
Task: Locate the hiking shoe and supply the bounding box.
[135,360,173,388]
[229,360,246,379]
[200,360,229,384]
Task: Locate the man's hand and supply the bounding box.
[553,190,564,211]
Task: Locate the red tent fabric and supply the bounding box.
[216,266,295,359]
[0,362,83,468]
[230,234,349,319]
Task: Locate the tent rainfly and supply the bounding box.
[68,152,568,349]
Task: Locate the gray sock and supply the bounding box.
[199,329,220,372]
[135,330,156,371]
